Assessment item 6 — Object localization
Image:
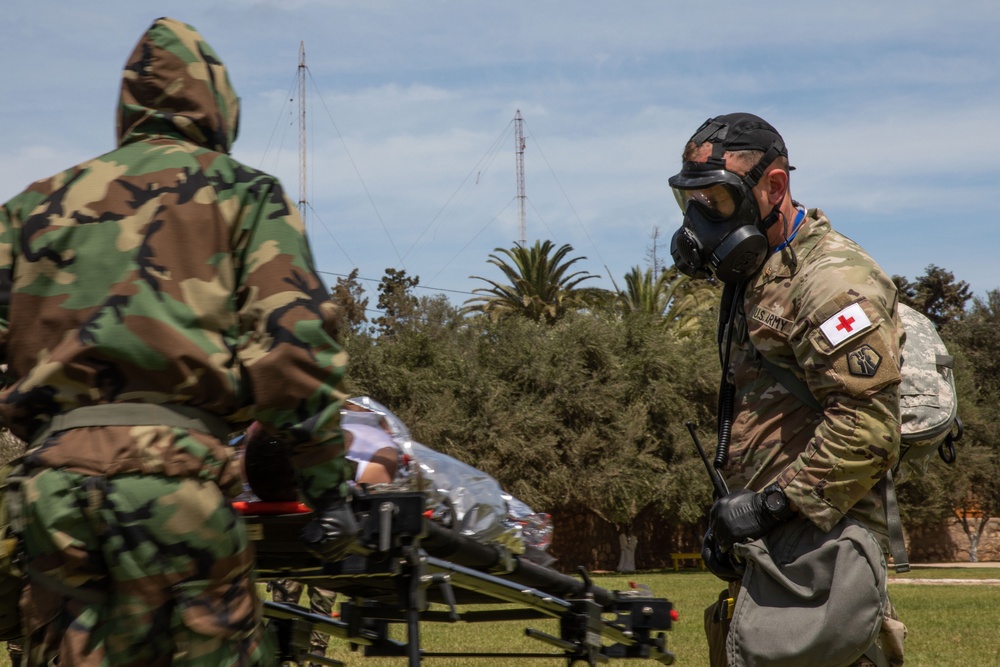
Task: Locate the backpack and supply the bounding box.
[0,458,24,642]
[895,303,962,481]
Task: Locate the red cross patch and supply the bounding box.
[819,302,872,346]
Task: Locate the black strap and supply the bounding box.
[716,283,747,472]
[881,471,910,574]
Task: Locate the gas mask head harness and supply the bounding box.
[668,113,789,284]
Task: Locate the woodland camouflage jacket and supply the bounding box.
[0,18,350,505]
[724,209,903,542]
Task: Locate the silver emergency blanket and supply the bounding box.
[343,397,553,558]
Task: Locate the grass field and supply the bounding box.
[2,568,995,665]
[295,567,1000,667]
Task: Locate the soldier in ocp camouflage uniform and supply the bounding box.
[668,113,907,666]
[0,17,357,666]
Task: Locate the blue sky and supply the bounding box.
[3,1,998,311]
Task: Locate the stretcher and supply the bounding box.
[239,489,676,667]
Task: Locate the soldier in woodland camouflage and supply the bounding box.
[668,113,907,666]
[0,17,355,666]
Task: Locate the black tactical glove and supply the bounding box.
[299,495,360,562]
[701,528,745,582]
[709,484,793,550]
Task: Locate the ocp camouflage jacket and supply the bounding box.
[0,17,350,505]
[724,209,903,542]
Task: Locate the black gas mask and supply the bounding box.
[668,114,787,284]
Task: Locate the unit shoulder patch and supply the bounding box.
[847,344,882,377]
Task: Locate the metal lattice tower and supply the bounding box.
[515,109,526,245]
[298,42,307,223]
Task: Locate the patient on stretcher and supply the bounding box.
[237,397,553,565]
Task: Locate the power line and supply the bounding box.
[522,120,615,284]
[425,197,517,285]
[256,75,298,176]
[305,201,357,268]
[399,119,515,267]
[306,68,404,268]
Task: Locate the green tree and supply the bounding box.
[373,267,419,336]
[892,275,916,307]
[644,225,668,276]
[898,289,1000,560]
[893,264,971,329]
[463,240,606,324]
[947,290,1000,401]
[618,266,720,336]
[943,290,1000,559]
[347,296,721,566]
[619,266,674,316]
[330,268,369,335]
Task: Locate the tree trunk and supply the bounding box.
[958,514,991,563]
[617,532,638,573]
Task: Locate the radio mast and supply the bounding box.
[298,42,307,223]
[514,109,526,246]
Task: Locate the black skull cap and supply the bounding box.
[689,113,788,158]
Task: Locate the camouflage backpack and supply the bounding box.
[895,303,962,480]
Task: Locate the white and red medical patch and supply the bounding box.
[818,302,872,347]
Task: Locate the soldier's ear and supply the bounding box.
[764,168,788,207]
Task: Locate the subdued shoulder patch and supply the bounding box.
[847,344,881,377]
[751,304,793,335]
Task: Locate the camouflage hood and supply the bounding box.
[117,17,239,153]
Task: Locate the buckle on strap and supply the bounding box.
[30,404,230,447]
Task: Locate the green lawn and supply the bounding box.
[3,569,995,665]
[306,568,1000,667]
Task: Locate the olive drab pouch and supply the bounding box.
[0,458,25,641]
[726,515,886,667]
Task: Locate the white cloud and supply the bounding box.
[2,0,998,300]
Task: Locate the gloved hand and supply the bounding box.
[709,485,790,550]
[701,528,745,582]
[299,495,359,562]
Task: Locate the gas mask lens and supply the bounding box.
[668,163,769,283]
[671,183,738,220]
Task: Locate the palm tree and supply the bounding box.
[464,240,605,324]
[618,266,720,335]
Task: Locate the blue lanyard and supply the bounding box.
[773,208,806,253]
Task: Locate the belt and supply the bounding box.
[30,403,231,448]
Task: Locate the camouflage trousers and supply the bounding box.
[15,469,273,667]
[268,579,337,659]
[704,580,907,666]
